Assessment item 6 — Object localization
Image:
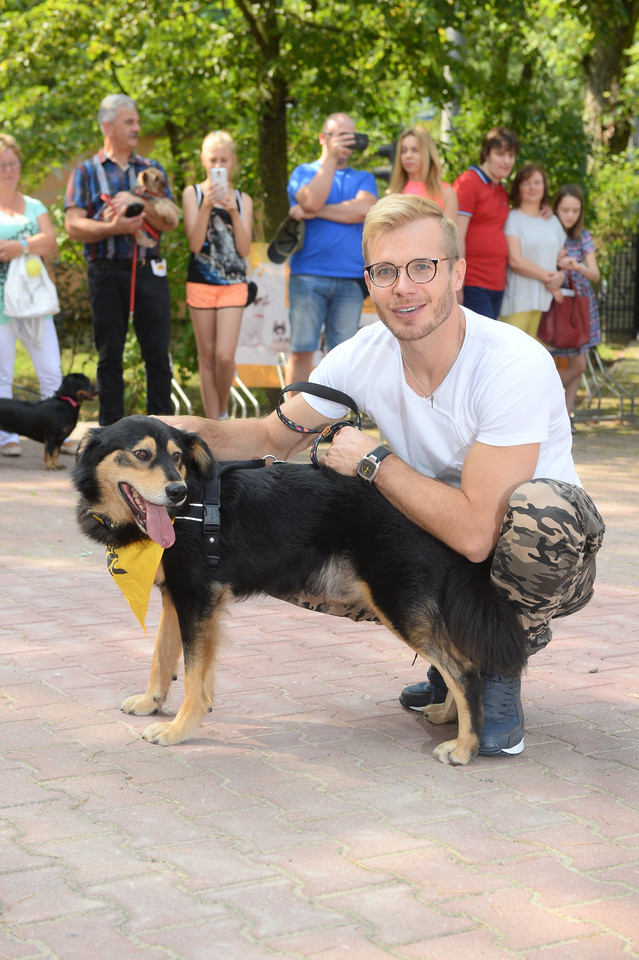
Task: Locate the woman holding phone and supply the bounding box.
[183,130,253,419]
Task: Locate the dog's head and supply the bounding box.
[136,167,168,198]
[72,415,214,549]
[57,373,97,405]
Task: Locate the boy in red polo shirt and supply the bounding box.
[454,128,520,319]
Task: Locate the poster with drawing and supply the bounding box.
[237,243,376,367]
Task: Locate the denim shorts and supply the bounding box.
[288,273,364,352]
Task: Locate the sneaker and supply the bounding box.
[60,439,78,455]
[399,665,448,711]
[1,442,22,457]
[478,673,525,757]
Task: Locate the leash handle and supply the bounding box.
[276,381,362,468]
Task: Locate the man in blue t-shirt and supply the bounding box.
[285,113,378,383]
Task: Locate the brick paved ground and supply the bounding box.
[1,397,638,958]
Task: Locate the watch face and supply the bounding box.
[358,458,376,479]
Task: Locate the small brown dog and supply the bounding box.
[135,168,180,247]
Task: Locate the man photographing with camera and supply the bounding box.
[65,93,177,425]
[284,112,378,384]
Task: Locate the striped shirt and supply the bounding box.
[64,149,174,261]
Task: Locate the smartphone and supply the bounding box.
[209,167,228,190]
[125,202,144,217]
[352,133,369,152]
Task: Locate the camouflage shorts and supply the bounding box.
[491,478,604,654]
[271,478,605,657]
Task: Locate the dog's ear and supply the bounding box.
[179,431,215,479]
[74,426,103,464]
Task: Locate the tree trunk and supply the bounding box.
[257,72,290,240]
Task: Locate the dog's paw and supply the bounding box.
[422,699,458,725]
[121,692,163,716]
[433,738,477,766]
[141,720,190,746]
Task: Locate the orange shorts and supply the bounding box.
[186,282,248,310]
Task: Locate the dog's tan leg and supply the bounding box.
[45,449,64,471]
[423,690,458,724]
[426,669,480,767]
[140,593,226,746]
[121,591,181,717]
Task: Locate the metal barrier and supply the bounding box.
[598,236,639,341]
[230,353,287,419]
[574,348,635,421]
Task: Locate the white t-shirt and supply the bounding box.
[306,309,580,488]
[500,210,566,316]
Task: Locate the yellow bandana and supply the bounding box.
[106,539,165,630]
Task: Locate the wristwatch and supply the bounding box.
[356,445,392,485]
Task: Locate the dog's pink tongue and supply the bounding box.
[145,502,175,548]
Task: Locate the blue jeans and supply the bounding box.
[463,285,504,320]
[288,274,364,352]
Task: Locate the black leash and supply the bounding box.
[276,381,362,467]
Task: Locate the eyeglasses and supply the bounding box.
[0,160,20,172]
[365,257,457,287]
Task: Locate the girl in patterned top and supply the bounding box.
[552,184,602,418]
[183,130,253,419]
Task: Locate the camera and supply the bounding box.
[125,202,144,217]
[351,133,369,152]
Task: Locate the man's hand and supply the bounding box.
[288,203,316,222]
[103,192,145,235]
[324,129,355,164]
[318,425,375,476]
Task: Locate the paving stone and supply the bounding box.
[1,417,638,958]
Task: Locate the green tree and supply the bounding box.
[1,0,463,234]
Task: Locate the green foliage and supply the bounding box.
[4,0,639,387]
[590,149,639,279]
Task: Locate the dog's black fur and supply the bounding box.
[72,415,527,765]
[0,373,96,470]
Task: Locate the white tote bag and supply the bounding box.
[3,254,60,320]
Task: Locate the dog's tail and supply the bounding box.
[442,559,528,676]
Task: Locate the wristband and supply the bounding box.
[19,238,29,254]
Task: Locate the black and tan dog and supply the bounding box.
[72,415,527,766]
[0,373,96,470]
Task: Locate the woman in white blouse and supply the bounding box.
[499,164,566,339]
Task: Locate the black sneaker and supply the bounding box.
[478,673,525,757]
[399,666,448,711]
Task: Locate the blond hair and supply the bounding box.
[362,194,460,264]
[0,133,21,162]
[201,129,236,156]
[389,126,444,200]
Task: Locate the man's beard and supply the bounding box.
[372,278,456,343]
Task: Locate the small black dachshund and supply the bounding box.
[0,373,96,470]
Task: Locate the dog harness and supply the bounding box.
[175,459,274,568]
